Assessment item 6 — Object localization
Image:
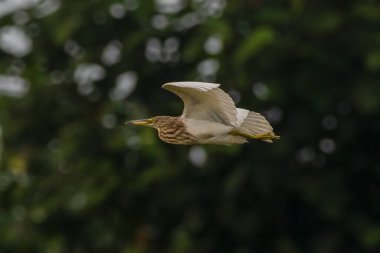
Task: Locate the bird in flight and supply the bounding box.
[127,82,279,145]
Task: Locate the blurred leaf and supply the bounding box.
[357,224,380,250]
[353,84,380,114]
[304,13,342,34]
[235,26,275,64]
[169,227,192,253]
[366,51,380,71]
[354,4,380,21]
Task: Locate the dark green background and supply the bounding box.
[1,0,379,252]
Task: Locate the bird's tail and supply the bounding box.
[232,109,280,143]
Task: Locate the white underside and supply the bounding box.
[199,135,247,145]
[236,108,249,127]
[183,118,246,144]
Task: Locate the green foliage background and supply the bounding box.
[1,0,380,252]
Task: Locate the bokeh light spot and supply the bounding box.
[189,146,207,167]
[127,136,142,150]
[0,75,29,98]
[124,0,139,11]
[145,37,179,63]
[0,26,32,57]
[101,40,122,66]
[252,82,269,100]
[74,63,105,95]
[197,59,219,78]
[33,0,61,18]
[296,146,316,163]
[204,34,223,55]
[145,38,161,62]
[109,3,126,19]
[0,0,38,18]
[155,0,185,14]
[102,114,117,129]
[109,71,137,101]
[64,40,81,57]
[319,138,336,154]
[152,14,169,30]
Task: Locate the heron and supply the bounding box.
[127,82,279,145]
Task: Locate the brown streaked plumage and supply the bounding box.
[127,82,280,145]
[154,116,198,144]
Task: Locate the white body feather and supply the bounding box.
[183,118,246,144]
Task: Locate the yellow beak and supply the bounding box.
[126,119,153,127]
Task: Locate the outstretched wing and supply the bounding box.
[162,82,237,126]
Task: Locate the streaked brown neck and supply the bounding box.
[154,116,198,144]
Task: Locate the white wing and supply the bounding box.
[162,82,237,126]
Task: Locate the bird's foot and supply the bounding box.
[252,132,280,143]
[231,131,280,143]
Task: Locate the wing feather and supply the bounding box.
[162,82,237,126]
[237,109,274,135]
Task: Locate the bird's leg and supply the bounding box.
[230,130,280,142]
